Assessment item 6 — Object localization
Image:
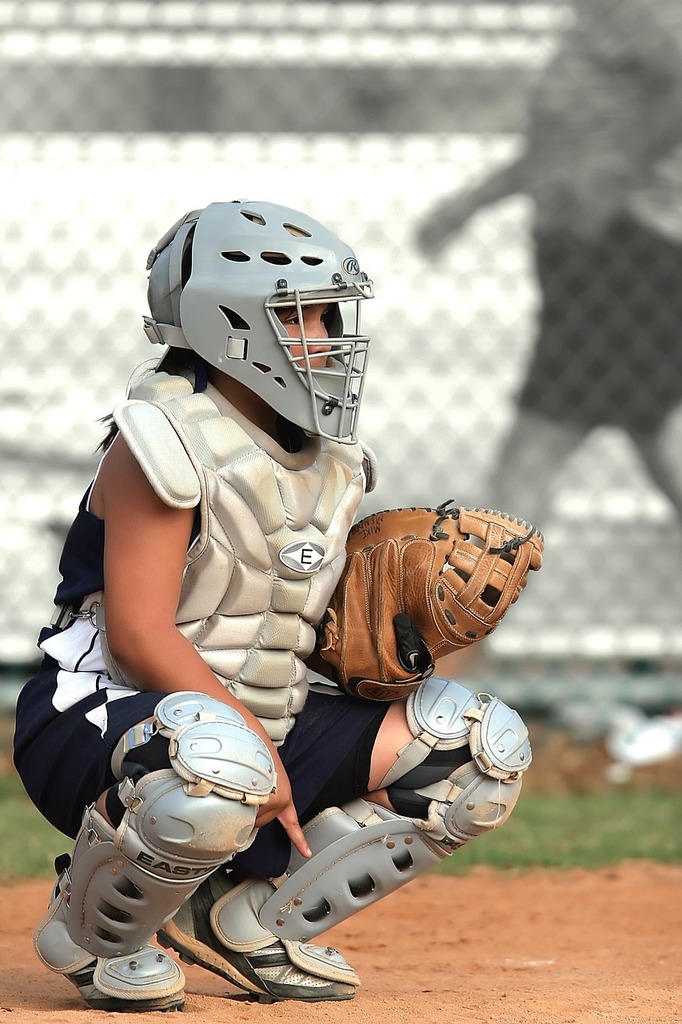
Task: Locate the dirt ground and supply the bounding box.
[1,863,680,1024]
[2,721,681,1023]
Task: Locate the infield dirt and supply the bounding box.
[2,718,681,1023]
[2,861,681,1024]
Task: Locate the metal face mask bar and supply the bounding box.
[266,275,373,441]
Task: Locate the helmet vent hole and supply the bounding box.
[301,255,323,266]
[274,376,286,388]
[221,250,250,263]
[219,305,251,331]
[283,222,312,238]
[240,210,266,226]
[261,251,292,265]
[253,362,272,374]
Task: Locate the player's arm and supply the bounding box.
[94,433,310,855]
[95,433,228,701]
[415,153,530,258]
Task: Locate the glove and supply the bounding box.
[318,500,544,701]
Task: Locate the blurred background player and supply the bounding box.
[416,0,682,531]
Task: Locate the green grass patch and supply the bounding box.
[434,788,682,873]
[1,771,681,879]
[0,774,71,879]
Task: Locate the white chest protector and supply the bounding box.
[113,372,367,743]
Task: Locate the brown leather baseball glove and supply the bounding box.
[317,500,544,701]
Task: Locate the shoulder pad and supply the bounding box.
[113,399,201,509]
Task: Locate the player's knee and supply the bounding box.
[106,691,277,853]
[381,676,531,846]
[114,691,274,789]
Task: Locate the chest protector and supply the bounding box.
[113,373,366,743]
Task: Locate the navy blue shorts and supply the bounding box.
[14,655,389,876]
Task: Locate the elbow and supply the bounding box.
[104,616,175,688]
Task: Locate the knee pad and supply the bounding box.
[67,691,275,959]
[112,691,275,802]
[258,677,530,942]
[382,675,531,843]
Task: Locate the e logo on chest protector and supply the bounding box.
[279,540,325,574]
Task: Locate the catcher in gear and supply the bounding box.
[16,202,537,1011]
[317,500,544,700]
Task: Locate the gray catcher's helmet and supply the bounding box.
[144,201,374,443]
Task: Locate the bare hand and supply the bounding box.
[255,747,312,860]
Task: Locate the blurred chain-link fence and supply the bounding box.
[1,0,681,708]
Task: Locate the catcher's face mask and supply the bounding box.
[144,201,374,444]
[265,282,372,442]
